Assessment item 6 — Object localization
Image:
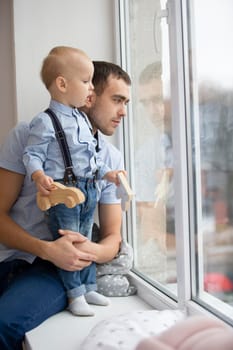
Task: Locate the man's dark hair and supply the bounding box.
[93,61,131,95]
[139,61,162,85]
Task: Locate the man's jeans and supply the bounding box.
[0,258,66,350]
[48,177,97,298]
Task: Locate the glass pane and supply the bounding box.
[126,0,177,296]
[188,0,233,312]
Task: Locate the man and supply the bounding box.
[134,62,175,283]
[135,61,174,233]
[0,61,131,349]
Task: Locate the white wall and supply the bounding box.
[0,0,16,143]
[13,0,117,122]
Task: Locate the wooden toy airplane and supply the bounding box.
[37,181,85,211]
[116,172,134,211]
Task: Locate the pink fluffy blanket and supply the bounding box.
[136,315,233,350]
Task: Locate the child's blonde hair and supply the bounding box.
[41,46,89,90]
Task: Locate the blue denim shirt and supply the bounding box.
[23,100,110,180]
[0,121,123,263]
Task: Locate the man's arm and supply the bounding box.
[0,168,96,270]
[70,202,122,264]
[95,202,122,263]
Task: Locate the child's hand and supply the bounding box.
[104,170,127,185]
[32,170,54,195]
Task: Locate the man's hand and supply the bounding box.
[42,230,97,271]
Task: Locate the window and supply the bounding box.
[119,0,233,324]
[187,0,233,322]
[119,0,177,298]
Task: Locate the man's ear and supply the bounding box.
[56,76,67,92]
[85,92,96,108]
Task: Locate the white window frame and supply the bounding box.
[115,0,233,326]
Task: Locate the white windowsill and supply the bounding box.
[24,294,153,350]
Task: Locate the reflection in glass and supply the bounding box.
[126,0,177,295]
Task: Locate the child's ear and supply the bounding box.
[56,76,67,92]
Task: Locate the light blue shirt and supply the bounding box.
[0,121,123,263]
[135,131,173,202]
[23,100,110,180]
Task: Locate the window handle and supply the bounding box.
[153,3,169,53]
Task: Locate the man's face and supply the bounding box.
[139,78,165,129]
[87,76,130,136]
